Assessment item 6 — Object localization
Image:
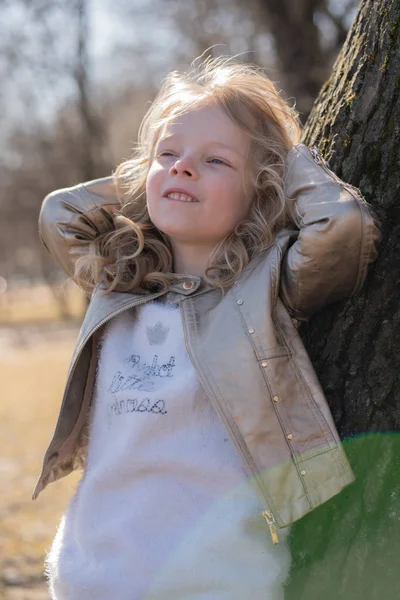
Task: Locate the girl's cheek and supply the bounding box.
[146,166,162,196]
[145,179,155,205]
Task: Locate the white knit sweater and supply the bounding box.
[45,298,291,599]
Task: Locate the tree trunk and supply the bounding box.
[286,1,400,598]
[258,0,334,120]
[74,0,107,182]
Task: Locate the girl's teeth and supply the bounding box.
[167,192,196,202]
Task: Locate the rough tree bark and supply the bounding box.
[286,1,400,598]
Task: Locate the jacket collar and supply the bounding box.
[167,273,205,295]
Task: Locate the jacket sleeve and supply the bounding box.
[279,143,381,322]
[38,176,121,282]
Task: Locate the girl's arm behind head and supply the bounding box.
[38,176,121,296]
[279,144,381,322]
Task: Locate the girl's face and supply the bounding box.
[146,105,252,251]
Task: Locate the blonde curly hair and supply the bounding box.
[75,53,302,295]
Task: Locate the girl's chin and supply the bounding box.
[160,228,204,240]
[155,225,212,243]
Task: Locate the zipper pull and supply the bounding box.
[262,511,279,545]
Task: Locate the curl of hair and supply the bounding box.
[75,53,302,295]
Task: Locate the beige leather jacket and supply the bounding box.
[32,143,381,544]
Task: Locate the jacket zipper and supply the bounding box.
[32,289,166,500]
[263,512,279,544]
[179,301,280,545]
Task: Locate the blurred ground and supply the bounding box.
[0,283,84,599]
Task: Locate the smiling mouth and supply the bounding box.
[165,192,199,203]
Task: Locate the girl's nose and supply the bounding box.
[169,157,198,179]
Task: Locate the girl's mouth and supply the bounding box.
[165,192,199,203]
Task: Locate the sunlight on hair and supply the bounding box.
[75,52,303,296]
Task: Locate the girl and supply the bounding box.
[34,55,381,599]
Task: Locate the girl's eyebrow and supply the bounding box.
[157,136,241,156]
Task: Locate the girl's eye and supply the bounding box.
[209,158,227,165]
[158,152,228,166]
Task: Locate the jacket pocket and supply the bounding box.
[256,346,292,361]
[257,349,339,461]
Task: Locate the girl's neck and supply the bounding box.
[171,241,214,277]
